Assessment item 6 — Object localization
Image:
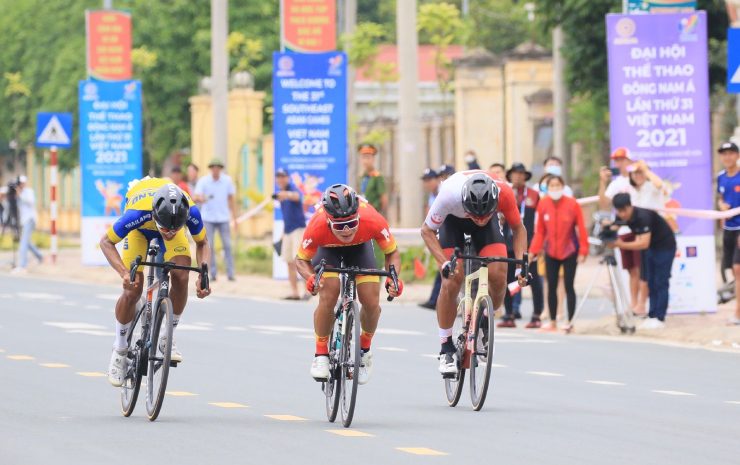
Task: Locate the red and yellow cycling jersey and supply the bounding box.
[296,201,397,261]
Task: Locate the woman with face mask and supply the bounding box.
[536,157,574,197]
[529,176,589,331]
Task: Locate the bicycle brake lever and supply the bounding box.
[387,264,399,302]
[129,255,142,285]
[200,263,210,292]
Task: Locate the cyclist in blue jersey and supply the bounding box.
[99,178,211,386]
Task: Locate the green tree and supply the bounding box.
[418,2,463,112]
[227,32,263,74]
[3,72,31,173]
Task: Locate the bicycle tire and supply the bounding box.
[146,297,173,421]
[340,301,361,427]
[444,297,468,407]
[120,301,145,416]
[470,295,494,411]
[325,306,342,423]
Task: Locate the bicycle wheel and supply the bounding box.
[470,295,494,411]
[146,297,173,421]
[120,301,145,417]
[339,301,361,427]
[444,297,468,407]
[324,307,342,422]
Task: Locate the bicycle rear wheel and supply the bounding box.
[444,297,468,407]
[146,297,173,421]
[470,295,494,411]
[324,306,342,422]
[120,301,145,417]
[339,301,361,427]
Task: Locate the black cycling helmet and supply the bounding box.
[321,184,360,218]
[461,173,499,218]
[152,183,190,230]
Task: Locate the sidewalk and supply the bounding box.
[2,248,739,351]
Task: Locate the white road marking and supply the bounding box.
[17,292,64,300]
[496,339,559,344]
[250,325,312,333]
[258,331,282,335]
[68,330,116,337]
[44,322,106,330]
[376,347,407,352]
[421,354,439,359]
[84,305,103,310]
[224,326,247,331]
[374,328,424,336]
[652,390,696,396]
[0,294,12,298]
[725,401,740,405]
[491,363,507,368]
[527,371,565,377]
[191,322,213,327]
[176,324,212,331]
[587,381,626,386]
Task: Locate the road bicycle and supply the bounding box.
[313,259,399,428]
[120,242,209,421]
[442,245,529,411]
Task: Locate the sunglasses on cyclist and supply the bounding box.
[328,215,360,231]
[470,214,492,223]
[155,222,182,234]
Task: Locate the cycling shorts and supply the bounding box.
[311,242,379,284]
[438,215,506,261]
[124,229,191,273]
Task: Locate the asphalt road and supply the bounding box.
[1,275,738,465]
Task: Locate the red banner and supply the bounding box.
[282,0,336,53]
[86,10,132,81]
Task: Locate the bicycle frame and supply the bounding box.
[458,263,489,370]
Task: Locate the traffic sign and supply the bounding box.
[36,112,72,148]
[729,28,740,94]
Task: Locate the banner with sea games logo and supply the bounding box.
[606,12,715,313]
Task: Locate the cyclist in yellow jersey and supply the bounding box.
[100,178,212,386]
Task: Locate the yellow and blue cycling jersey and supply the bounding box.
[106,178,206,270]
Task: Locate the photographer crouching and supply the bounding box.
[607,193,676,329]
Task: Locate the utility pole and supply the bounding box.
[344,0,357,188]
[103,0,112,8]
[553,26,570,176]
[462,0,469,16]
[212,0,229,168]
[397,0,422,227]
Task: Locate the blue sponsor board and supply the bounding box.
[728,28,740,94]
[78,80,142,217]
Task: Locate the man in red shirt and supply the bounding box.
[295,184,402,385]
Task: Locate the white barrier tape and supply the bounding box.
[229,198,271,227]
[577,195,599,205]
[655,205,740,220]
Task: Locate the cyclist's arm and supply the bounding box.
[421,223,449,265]
[511,222,528,264]
[194,235,211,271]
[295,257,314,281]
[100,234,128,279]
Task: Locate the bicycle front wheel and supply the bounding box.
[339,301,361,427]
[325,306,342,422]
[444,297,468,407]
[470,295,494,411]
[146,298,173,421]
[120,300,145,417]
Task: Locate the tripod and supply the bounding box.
[568,247,635,334]
[0,197,20,269]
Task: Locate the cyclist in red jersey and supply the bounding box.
[295,184,402,385]
[421,170,529,375]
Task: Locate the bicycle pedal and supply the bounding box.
[441,372,456,379]
[169,361,179,368]
[313,376,329,383]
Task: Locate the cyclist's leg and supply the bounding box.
[350,242,382,351]
[162,230,192,332]
[471,216,507,311]
[437,217,465,352]
[311,247,342,355]
[117,231,146,348]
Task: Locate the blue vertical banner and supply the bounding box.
[271,52,347,278]
[78,80,142,265]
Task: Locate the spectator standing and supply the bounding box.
[498,163,544,328]
[628,160,664,316]
[13,175,43,273]
[489,163,506,180]
[193,158,237,281]
[534,156,574,197]
[186,163,199,196]
[529,176,589,331]
[358,143,387,269]
[599,148,643,315]
[358,144,387,213]
[610,193,676,329]
[419,168,442,310]
[717,141,740,325]
[275,168,308,300]
[438,164,455,181]
[464,149,481,170]
[170,166,190,195]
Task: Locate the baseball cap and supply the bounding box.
[18,175,27,183]
[420,168,439,179]
[358,143,377,155]
[438,164,455,176]
[718,141,739,154]
[610,147,631,160]
[276,167,289,177]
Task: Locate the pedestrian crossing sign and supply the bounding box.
[36,112,72,148]
[729,28,740,94]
